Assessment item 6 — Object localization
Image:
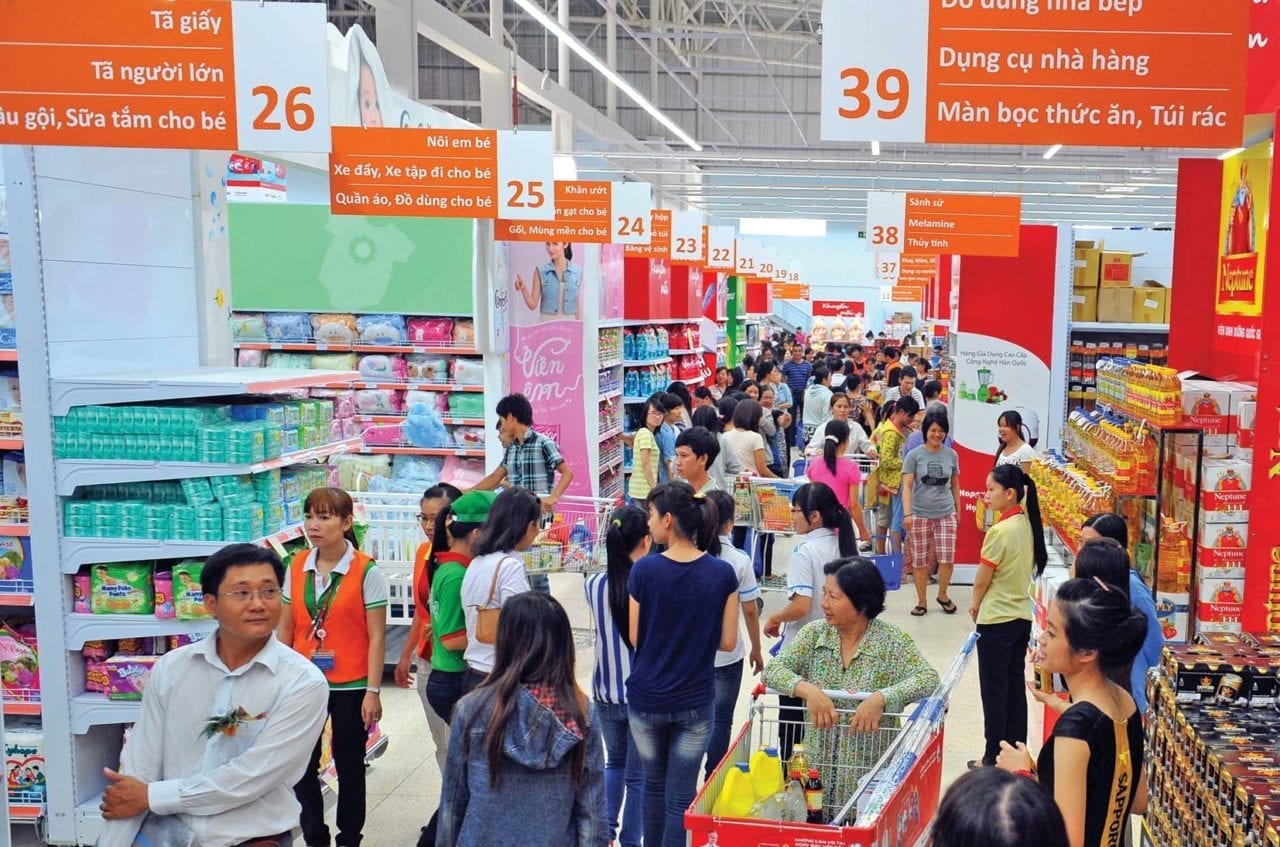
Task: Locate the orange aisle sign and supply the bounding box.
[771,283,809,300]
[820,0,1248,148]
[0,0,330,151]
[866,192,1021,257]
[900,254,938,288]
[705,226,736,270]
[735,239,760,277]
[671,210,705,265]
[625,210,673,258]
[496,181,651,243]
[329,126,554,219]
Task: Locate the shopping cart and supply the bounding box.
[687,632,978,846]
[519,494,620,576]
[350,489,424,626]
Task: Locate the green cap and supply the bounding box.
[451,490,497,523]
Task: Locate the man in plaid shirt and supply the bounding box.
[473,393,574,508]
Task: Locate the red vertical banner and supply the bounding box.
[951,227,1060,565]
[1213,142,1271,369]
[1169,158,1226,375]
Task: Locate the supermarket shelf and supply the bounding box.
[623,357,672,367]
[233,340,479,356]
[668,348,698,356]
[49,367,361,416]
[1071,322,1169,333]
[0,437,23,450]
[65,613,217,650]
[55,436,364,495]
[599,387,622,401]
[70,693,141,733]
[0,523,28,537]
[598,358,623,370]
[9,796,43,824]
[325,380,485,393]
[3,700,41,716]
[0,579,35,606]
[622,396,650,404]
[600,454,624,473]
[599,424,624,441]
[0,350,17,363]
[60,522,306,573]
[354,414,484,426]
[620,318,693,326]
[599,319,625,328]
[361,446,485,457]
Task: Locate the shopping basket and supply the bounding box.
[518,495,619,576]
[687,632,978,846]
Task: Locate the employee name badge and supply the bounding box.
[311,648,336,672]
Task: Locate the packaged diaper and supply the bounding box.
[452,319,476,346]
[406,355,449,382]
[450,357,485,386]
[358,355,407,380]
[153,570,174,620]
[264,313,311,343]
[84,661,110,694]
[356,314,407,345]
[310,353,357,371]
[172,561,212,620]
[354,390,403,415]
[0,622,38,696]
[181,477,216,506]
[73,572,91,614]
[90,563,155,615]
[311,313,358,344]
[228,313,268,341]
[167,632,208,651]
[82,640,112,661]
[236,348,266,368]
[105,655,160,701]
[407,317,453,344]
[5,717,45,800]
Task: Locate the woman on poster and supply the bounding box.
[514,242,582,320]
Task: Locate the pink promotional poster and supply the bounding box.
[503,241,593,497]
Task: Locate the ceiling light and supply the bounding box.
[1043,144,1063,160]
[871,140,881,156]
[511,0,702,151]
[553,155,578,181]
[740,218,828,237]
[1218,147,1246,160]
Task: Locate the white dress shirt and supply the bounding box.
[97,633,329,847]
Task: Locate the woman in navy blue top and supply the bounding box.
[627,482,738,847]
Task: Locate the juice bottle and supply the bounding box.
[787,743,810,782]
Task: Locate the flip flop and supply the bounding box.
[911,605,927,616]
[937,597,958,614]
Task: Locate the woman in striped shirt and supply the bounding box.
[584,505,650,847]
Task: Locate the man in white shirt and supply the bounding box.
[883,366,926,408]
[98,544,329,847]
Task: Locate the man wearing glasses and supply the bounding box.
[97,544,329,847]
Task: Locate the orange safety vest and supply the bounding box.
[412,541,432,661]
[288,548,376,685]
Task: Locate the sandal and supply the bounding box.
[937,597,958,614]
[911,605,927,617]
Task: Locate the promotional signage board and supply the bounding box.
[867,192,1021,257]
[813,300,866,318]
[1248,2,1280,115]
[624,210,673,259]
[821,0,1248,148]
[329,126,553,219]
[496,181,651,243]
[1213,142,1272,358]
[770,283,809,300]
[0,0,330,151]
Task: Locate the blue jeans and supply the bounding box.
[595,700,643,847]
[629,704,712,847]
[529,573,550,594]
[705,661,743,779]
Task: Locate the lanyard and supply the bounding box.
[306,570,344,644]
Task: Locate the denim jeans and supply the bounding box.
[629,703,712,847]
[595,700,644,847]
[705,661,743,780]
[529,572,550,594]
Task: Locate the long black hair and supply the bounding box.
[667,381,693,415]
[931,768,1068,847]
[426,504,485,588]
[478,593,588,788]
[1053,577,1149,692]
[473,487,541,557]
[604,505,648,649]
[647,482,720,556]
[691,404,722,434]
[1082,513,1128,547]
[792,482,856,555]
[1073,539,1131,598]
[822,419,851,476]
[989,464,1048,575]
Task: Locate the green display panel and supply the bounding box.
[228,204,475,314]
[726,275,743,367]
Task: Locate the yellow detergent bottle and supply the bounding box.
[713,763,756,819]
[750,745,785,799]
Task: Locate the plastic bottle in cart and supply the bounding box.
[749,746,785,799]
[805,770,825,825]
[712,763,756,819]
[784,771,807,822]
[787,743,811,781]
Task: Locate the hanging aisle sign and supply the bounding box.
[0,0,330,151]
[495,181,651,243]
[705,226,736,270]
[866,192,1021,257]
[671,210,705,265]
[624,210,673,259]
[329,126,554,218]
[821,0,1248,148]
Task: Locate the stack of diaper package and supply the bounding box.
[81,632,207,701]
[230,312,487,453]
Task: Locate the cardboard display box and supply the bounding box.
[1099,251,1138,288]
[1072,287,1098,322]
[1132,280,1170,323]
[1097,287,1134,322]
[1073,240,1100,288]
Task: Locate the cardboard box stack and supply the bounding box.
[1147,637,1280,847]
[1071,239,1170,324]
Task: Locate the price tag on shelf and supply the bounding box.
[705,226,736,270]
[671,210,705,264]
[820,0,1248,148]
[496,131,555,221]
[0,0,330,151]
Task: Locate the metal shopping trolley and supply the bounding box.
[519,494,620,576]
[687,632,978,846]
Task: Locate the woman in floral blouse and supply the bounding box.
[763,557,939,806]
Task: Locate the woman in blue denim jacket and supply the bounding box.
[514,241,581,319]
[437,593,607,847]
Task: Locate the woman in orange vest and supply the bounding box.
[279,487,388,847]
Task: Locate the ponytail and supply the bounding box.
[991,464,1048,575]
[603,505,649,649]
[425,504,453,588]
[793,482,856,556]
[823,419,850,476]
[648,482,721,556]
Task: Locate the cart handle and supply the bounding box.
[751,683,874,703]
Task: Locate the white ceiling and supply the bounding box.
[331,0,1229,227]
